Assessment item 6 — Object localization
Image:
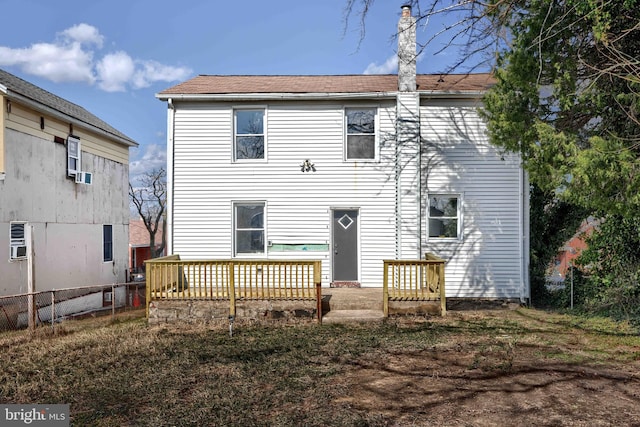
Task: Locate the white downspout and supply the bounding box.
[166,98,175,255]
[521,167,530,304]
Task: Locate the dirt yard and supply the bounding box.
[336,305,640,426]
[1,304,638,426]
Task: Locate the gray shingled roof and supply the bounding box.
[0,68,136,147]
[157,74,495,97]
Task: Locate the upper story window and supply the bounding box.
[428,195,460,239]
[67,135,81,177]
[345,107,377,160]
[234,202,265,256]
[234,109,265,161]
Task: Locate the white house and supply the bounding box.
[156,5,529,301]
[0,69,137,295]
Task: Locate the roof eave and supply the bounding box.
[156,90,487,102]
[419,90,488,98]
[156,91,399,101]
[7,90,138,148]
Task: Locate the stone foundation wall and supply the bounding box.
[388,300,442,316]
[148,299,317,324]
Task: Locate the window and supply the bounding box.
[234,109,265,160]
[345,107,376,160]
[103,225,113,262]
[67,135,81,177]
[9,222,28,260]
[234,202,265,255]
[428,195,460,239]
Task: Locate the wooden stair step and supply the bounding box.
[322,309,385,324]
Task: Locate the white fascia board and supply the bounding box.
[0,83,7,95]
[419,90,487,99]
[156,90,487,102]
[155,91,398,102]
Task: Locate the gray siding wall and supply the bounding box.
[0,129,129,295]
[420,99,524,298]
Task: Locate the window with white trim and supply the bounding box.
[9,221,28,260]
[345,107,377,160]
[233,202,265,255]
[67,135,81,177]
[234,109,265,160]
[428,195,460,239]
[103,225,113,262]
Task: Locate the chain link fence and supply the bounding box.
[0,283,146,332]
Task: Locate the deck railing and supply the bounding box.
[382,253,446,316]
[145,255,322,321]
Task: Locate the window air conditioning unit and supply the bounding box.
[11,245,27,259]
[75,171,93,185]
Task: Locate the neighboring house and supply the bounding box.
[0,69,137,295]
[547,218,597,284]
[129,218,165,278]
[156,5,530,301]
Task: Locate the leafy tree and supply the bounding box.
[529,185,588,307]
[346,1,640,315]
[480,0,640,318]
[482,0,640,216]
[129,168,167,258]
[576,215,640,322]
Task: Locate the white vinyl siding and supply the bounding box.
[169,97,524,296]
[171,101,397,285]
[397,92,420,259]
[421,99,523,298]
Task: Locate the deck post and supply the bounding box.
[229,261,236,318]
[145,261,151,319]
[383,261,389,317]
[314,261,322,324]
[439,262,446,316]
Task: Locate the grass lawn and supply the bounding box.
[1,307,639,426]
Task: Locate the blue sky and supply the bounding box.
[0,0,464,179]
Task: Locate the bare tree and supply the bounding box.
[129,168,167,258]
[344,0,514,73]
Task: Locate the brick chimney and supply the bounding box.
[398,4,416,91]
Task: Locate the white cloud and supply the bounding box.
[132,60,192,89]
[0,23,191,91]
[129,143,167,183]
[97,51,135,92]
[363,53,427,75]
[0,41,96,84]
[363,55,398,74]
[59,23,104,48]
